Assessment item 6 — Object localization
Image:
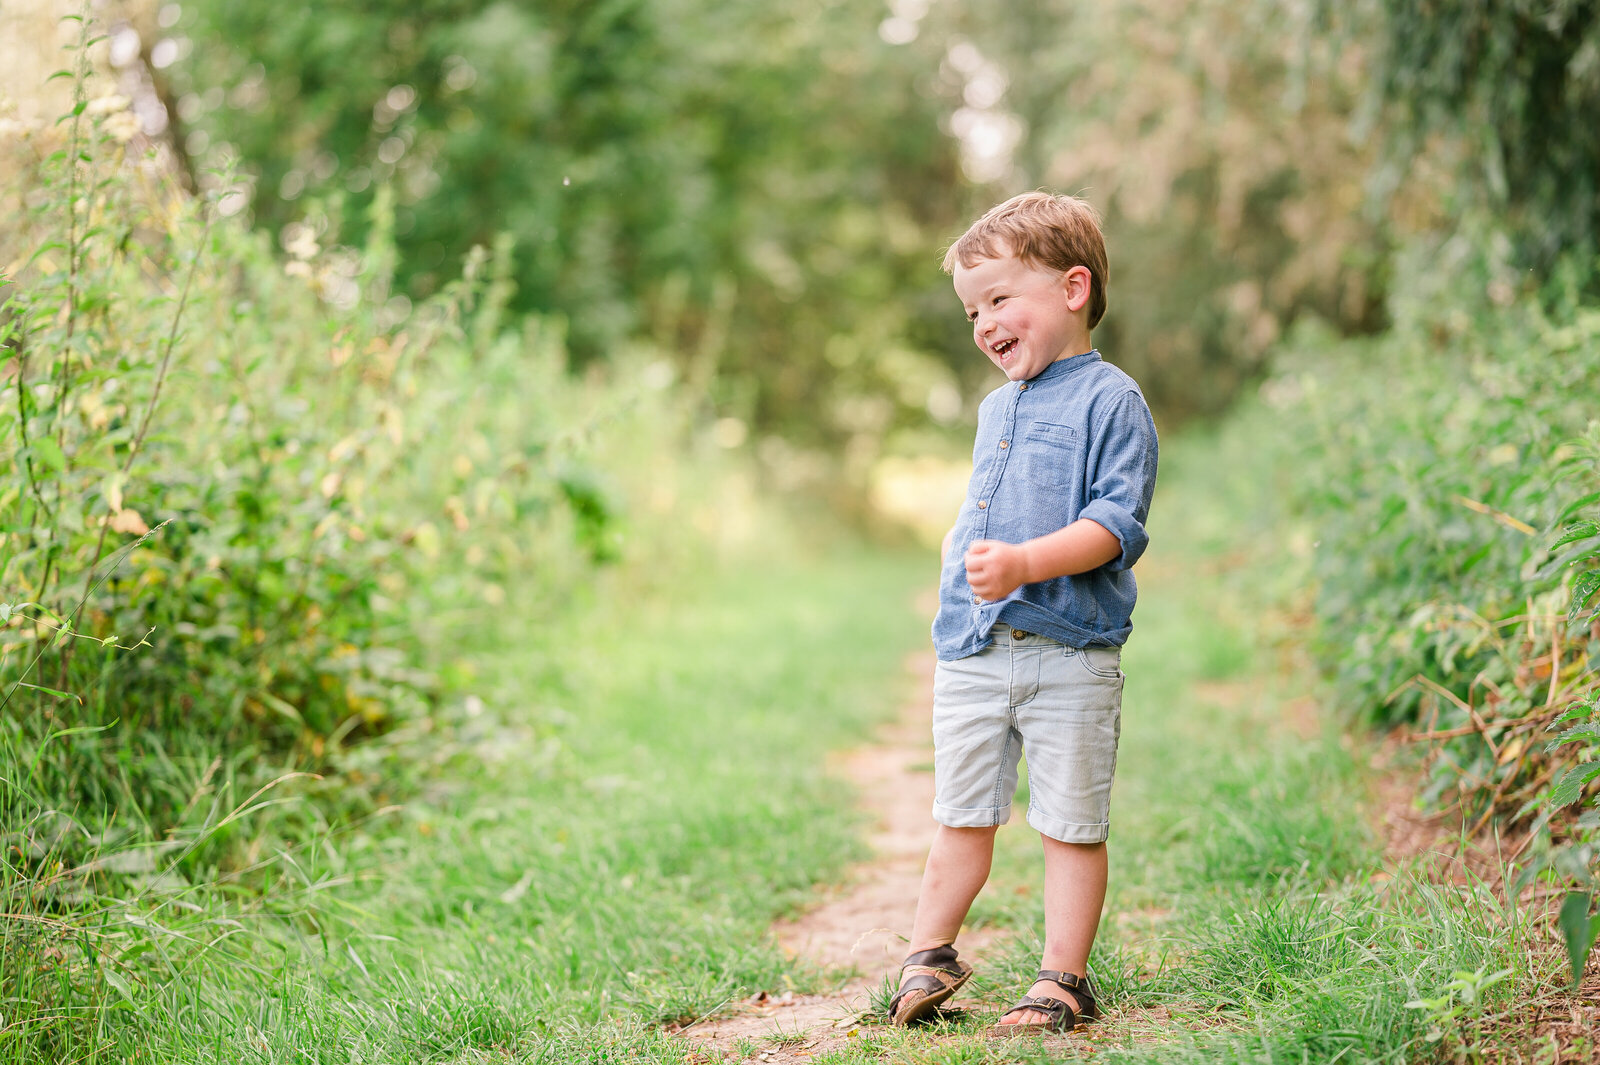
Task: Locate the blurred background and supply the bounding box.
[7,0,1594,511]
[2,0,1474,507]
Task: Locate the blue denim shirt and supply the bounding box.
[933,350,1158,660]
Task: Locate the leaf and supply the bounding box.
[1552,700,1599,728]
[1570,571,1600,620]
[1544,723,1600,754]
[1558,892,1600,990]
[255,691,304,725]
[1559,491,1600,522]
[15,681,83,703]
[31,437,67,472]
[102,968,141,1012]
[1554,520,1600,548]
[1548,762,1600,808]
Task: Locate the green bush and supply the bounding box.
[1255,243,1600,829]
[0,71,690,859]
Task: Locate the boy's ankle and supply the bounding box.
[904,943,959,966]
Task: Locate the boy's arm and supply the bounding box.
[967,389,1158,602]
[965,519,1120,601]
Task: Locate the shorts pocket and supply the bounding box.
[1070,645,1122,680]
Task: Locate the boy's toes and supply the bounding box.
[996,1005,1052,1027]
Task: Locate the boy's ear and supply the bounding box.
[1061,265,1093,313]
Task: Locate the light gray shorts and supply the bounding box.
[931,625,1123,844]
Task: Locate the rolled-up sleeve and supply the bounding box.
[1078,390,1159,571]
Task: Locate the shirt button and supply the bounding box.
[1019,383,1029,391]
[972,594,982,605]
[999,440,1009,449]
[977,500,987,509]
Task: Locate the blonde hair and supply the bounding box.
[942,192,1109,329]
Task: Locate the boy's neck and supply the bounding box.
[1047,342,1096,367]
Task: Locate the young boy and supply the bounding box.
[887,192,1157,1035]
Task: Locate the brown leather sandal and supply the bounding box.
[987,969,1100,1037]
[886,945,973,1026]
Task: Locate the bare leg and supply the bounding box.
[997,835,1107,1026]
[908,824,998,952]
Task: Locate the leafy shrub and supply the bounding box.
[1526,462,1600,988]
[1253,241,1600,833]
[1247,237,1600,984]
[0,64,671,859]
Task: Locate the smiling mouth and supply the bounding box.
[991,338,1018,358]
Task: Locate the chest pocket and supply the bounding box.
[1019,421,1080,489]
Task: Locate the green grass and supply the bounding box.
[1,542,930,1063]
[6,426,1554,1064]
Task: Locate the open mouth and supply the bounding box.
[992,338,1018,359]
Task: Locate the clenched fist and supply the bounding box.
[965,539,1030,601]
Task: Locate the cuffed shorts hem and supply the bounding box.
[1026,809,1109,844]
[931,800,1012,829]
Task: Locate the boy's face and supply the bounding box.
[952,252,1091,382]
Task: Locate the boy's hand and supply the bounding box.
[965,539,1029,601]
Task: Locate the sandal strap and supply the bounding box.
[1034,969,1099,1020]
[998,993,1077,1032]
[904,945,960,971]
[889,947,965,1016]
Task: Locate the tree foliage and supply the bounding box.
[1362,0,1600,272]
[162,0,968,441]
[81,0,1600,433]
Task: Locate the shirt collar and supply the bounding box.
[1027,349,1101,384]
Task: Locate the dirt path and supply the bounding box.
[677,650,1001,1061]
